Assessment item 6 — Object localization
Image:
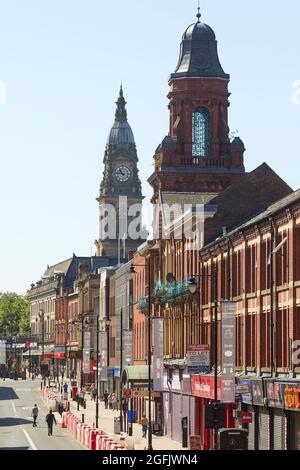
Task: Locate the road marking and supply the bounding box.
[11,401,17,416]
[23,429,37,451]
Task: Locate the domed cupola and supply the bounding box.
[107,85,135,146]
[171,8,229,80]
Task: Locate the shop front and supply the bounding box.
[249,377,269,450]
[283,381,300,450]
[235,378,256,449]
[191,375,234,450]
[68,349,81,380]
[122,365,162,432]
[54,347,66,377]
[265,379,287,450]
[162,369,195,447]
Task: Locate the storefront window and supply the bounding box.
[291,413,300,450]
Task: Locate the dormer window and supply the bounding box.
[192,107,210,157]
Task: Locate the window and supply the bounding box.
[192,107,210,157]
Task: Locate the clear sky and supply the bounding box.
[0,0,299,294]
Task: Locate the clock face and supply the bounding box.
[114,165,131,182]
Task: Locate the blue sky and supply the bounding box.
[0,0,299,294]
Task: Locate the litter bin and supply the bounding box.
[128,409,137,424]
[114,416,121,434]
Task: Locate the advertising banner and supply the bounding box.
[99,330,108,381]
[0,341,6,365]
[221,301,236,403]
[83,330,91,374]
[153,317,164,391]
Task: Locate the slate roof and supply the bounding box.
[203,163,293,244]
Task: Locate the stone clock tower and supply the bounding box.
[95,86,146,261]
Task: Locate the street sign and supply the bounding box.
[187,344,210,374]
[236,384,250,395]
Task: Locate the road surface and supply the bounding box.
[0,378,85,450]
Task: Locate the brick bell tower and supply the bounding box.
[148,8,246,204]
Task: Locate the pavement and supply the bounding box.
[48,378,184,451]
[0,378,86,450]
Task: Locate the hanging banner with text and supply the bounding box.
[153,317,164,391]
[0,341,6,365]
[83,330,91,374]
[221,301,236,403]
[99,331,108,381]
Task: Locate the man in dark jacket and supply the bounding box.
[45,410,57,436]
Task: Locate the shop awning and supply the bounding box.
[122,365,150,382]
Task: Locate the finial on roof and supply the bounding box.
[196,1,201,22]
[115,84,127,122]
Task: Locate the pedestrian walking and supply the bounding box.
[63,382,68,400]
[45,410,57,436]
[141,414,148,438]
[111,393,117,411]
[92,386,97,402]
[79,389,85,407]
[103,390,109,409]
[57,402,64,416]
[32,404,39,427]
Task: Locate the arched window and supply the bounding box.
[192,107,210,157]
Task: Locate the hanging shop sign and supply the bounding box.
[265,380,285,408]
[250,379,264,406]
[187,344,210,374]
[69,350,82,359]
[237,379,252,405]
[221,301,236,403]
[284,383,300,410]
[241,412,253,424]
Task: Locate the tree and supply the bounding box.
[0,292,30,336]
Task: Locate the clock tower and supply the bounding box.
[149,9,246,204]
[95,86,146,261]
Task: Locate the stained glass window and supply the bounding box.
[192,107,210,157]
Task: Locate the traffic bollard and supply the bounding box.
[40,381,42,390]
[82,413,85,424]
[77,400,80,411]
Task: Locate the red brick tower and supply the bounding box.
[149,9,246,204]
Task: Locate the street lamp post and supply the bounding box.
[119,307,123,432]
[129,256,153,451]
[96,310,100,429]
[188,264,219,450]
[39,310,45,362]
[213,264,218,451]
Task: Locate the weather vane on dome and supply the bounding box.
[196,1,201,22]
